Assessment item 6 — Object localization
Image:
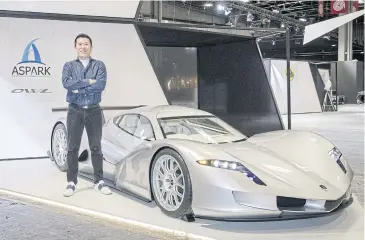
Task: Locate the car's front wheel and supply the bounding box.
[151,148,193,219]
[51,123,68,172]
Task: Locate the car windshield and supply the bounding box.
[158,116,247,144]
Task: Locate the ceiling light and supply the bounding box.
[332,44,337,47]
[247,12,254,22]
[299,17,307,22]
[217,4,225,11]
[204,2,213,7]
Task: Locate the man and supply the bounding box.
[61,33,111,197]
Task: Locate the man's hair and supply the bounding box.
[74,33,92,46]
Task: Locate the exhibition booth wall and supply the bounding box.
[309,64,327,105]
[0,1,140,19]
[138,24,283,137]
[197,40,283,136]
[0,17,168,160]
[0,6,284,159]
[331,61,364,104]
[263,59,325,115]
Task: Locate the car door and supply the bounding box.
[121,115,156,193]
[101,115,129,164]
[99,114,140,181]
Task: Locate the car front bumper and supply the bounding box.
[191,181,353,221]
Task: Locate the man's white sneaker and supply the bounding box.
[63,182,76,197]
[94,180,112,195]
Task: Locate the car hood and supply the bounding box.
[212,130,352,200]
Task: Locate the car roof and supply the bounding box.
[117,105,213,119]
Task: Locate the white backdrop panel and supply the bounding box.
[265,59,322,115]
[0,17,167,159]
[318,69,332,91]
[0,0,140,19]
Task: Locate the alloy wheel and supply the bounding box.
[152,154,185,212]
[52,128,67,167]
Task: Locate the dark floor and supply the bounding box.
[0,195,183,240]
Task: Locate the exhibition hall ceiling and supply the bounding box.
[184,0,364,24]
[139,1,364,61]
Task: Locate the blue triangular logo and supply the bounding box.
[17,38,45,65]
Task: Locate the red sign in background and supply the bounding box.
[330,0,348,14]
[318,0,324,16]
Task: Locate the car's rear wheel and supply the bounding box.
[151,148,193,218]
[51,123,68,172]
[51,123,89,171]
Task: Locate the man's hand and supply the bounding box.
[71,79,95,93]
[71,79,96,94]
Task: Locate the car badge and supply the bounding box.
[319,185,327,191]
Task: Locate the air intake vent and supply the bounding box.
[277,196,306,208]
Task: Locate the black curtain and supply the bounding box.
[197,40,283,136]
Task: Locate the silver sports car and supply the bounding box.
[48,105,353,221]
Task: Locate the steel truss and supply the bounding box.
[227,1,307,28]
[226,1,339,40]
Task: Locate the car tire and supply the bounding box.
[79,149,89,162]
[51,123,68,172]
[151,148,193,219]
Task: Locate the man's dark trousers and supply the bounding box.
[66,103,103,185]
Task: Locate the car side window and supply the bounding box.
[133,115,155,141]
[113,115,120,124]
[118,114,139,135]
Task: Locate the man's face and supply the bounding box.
[75,37,92,59]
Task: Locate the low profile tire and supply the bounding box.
[151,148,193,219]
[51,123,68,172]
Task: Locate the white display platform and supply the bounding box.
[0,158,363,240]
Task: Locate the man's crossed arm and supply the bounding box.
[62,61,107,94]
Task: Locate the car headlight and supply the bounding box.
[196,159,266,186]
[329,147,347,173]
